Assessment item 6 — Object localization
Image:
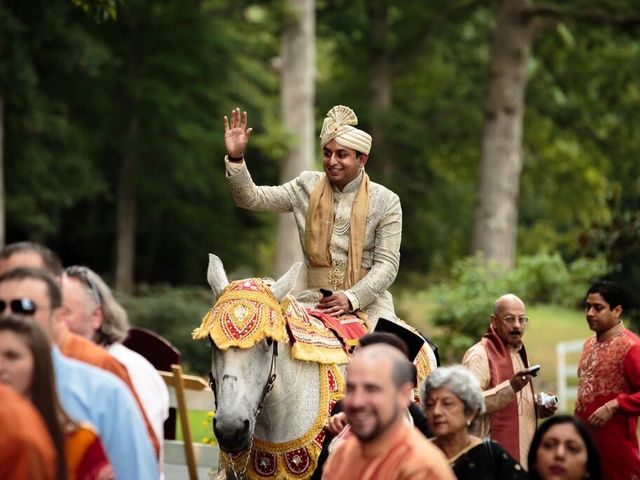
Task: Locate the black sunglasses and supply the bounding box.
[0,298,37,315]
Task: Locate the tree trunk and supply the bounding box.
[472,0,536,269]
[115,107,138,294]
[0,94,5,248]
[115,21,140,294]
[369,0,392,178]
[275,0,315,279]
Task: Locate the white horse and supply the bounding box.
[193,254,346,480]
[193,254,438,479]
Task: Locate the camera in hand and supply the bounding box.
[526,364,541,377]
[535,392,558,408]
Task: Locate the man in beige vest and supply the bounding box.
[222,106,401,327]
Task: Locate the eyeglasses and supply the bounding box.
[64,266,102,305]
[501,315,529,325]
[0,298,37,315]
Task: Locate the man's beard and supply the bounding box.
[351,405,401,443]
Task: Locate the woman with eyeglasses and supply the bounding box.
[0,314,114,480]
[421,365,527,479]
[527,415,602,480]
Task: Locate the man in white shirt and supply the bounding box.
[59,265,170,462]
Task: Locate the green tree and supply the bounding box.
[1,0,110,247]
[472,0,640,269]
[317,0,493,275]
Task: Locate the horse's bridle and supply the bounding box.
[256,340,278,416]
[207,339,279,417]
[208,340,279,479]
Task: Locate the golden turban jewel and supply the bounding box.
[320,105,372,155]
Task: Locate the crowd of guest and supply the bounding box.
[0,242,169,480]
[1,238,637,480]
[317,281,639,480]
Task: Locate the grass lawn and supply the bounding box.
[177,409,216,445]
[524,305,588,390]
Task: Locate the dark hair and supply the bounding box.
[358,332,417,387]
[0,267,62,310]
[0,315,68,480]
[528,415,602,480]
[391,355,417,388]
[359,332,410,359]
[0,242,63,276]
[586,280,627,311]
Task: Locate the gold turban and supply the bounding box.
[319,105,372,154]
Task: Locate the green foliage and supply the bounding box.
[317,1,495,274]
[2,0,111,238]
[3,0,285,280]
[580,204,640,325]
[71,0,117,22]
[120,285,214,374]
[2,0,639,306]
[430,253,608,359]
[521,19,640,258]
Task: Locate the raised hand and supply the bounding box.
[223,107,253,158]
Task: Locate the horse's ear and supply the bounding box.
[270,262,303,302]
[207,254,229,301]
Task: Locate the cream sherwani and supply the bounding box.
[225,159,401,324]
[462,342,536,469]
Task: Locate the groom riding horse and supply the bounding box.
[223,105,402,329]
[202,105,437,478]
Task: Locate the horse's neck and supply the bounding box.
[253,343,321,443]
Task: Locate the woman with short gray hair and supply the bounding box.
[421,365,526,479]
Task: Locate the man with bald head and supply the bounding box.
[462,294,556,468]
[322,344,454,479]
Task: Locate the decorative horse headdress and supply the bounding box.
[192,278,289,349]
[192,255,348,364]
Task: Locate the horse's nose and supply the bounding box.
[213,417,250,453]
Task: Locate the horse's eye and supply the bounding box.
[266,338,273,347]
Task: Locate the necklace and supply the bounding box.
[333,217,350,235]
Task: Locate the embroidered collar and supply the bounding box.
[332,170,363,194]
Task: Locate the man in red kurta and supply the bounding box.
[575,280,640,480]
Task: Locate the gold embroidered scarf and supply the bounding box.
[304,172,370,290]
